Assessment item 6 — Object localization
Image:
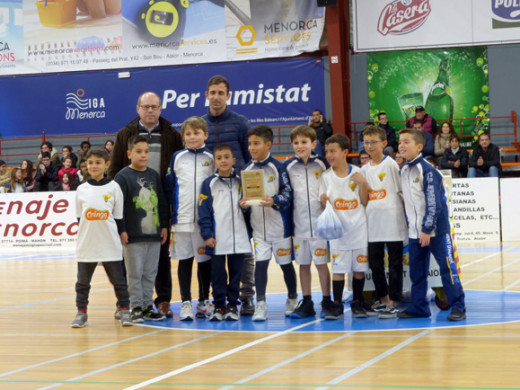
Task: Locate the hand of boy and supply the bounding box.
[239,199,251,209]
[419,232,431,247]
[350,172,366,185]
[120,232,128,245]
[205,237,216,248]
[320,193,329,208]
[160,228,168,245]
[260,196,274,208]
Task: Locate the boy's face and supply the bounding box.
[359,154,370,166]
[291,135,316,160]
[378,114,388,125]
[214,149,236,174]
[41,144,50,153]
[80,162,87,172]
[62,148,70,157]
[399,133,423,161]
[183,125,208,149]
[81,144,90,152]
[127,141,150,170]
[479,135,490,149]
[325,142,348,168]
[63,159,72,169]
[363,134,386,158]
[87,155,109,180]
[42,157,51,167]
[450,138,460,149]
[413,122,424,131]
[248,135,271,161]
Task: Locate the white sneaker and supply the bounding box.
[120,310,133,327]
[196,299,215,319]
[252,301,268,321]
[284,298,298,316]
[71,312,88,328]
[179,301,193,321]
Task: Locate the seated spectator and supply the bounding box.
[5,168,26,193]
[406,105,438,136]
[20,160,36,192]
[395,152,405,169]
[440,134,468,178]
[104,140,114,156]
[434,122,457,166]
[34,152,59,191]
[77,141,91,167]
[35,141,60,166]
[376,112,397,155]
[0,160,9,187]
[468,133,501,178]
[61,145,78,168]
[359,150,370,167]
[308,109,333,157]
[412,120,434,161]
[58,156,79,181]
[77,159,89,183]
[57,171,78,191]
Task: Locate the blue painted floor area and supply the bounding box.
[146,290,520,333]
[456,245,510,254]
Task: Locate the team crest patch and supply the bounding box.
[413,176,420,183]
[314,171,322,180]
[198,194,208,206]
[202,160,212,167]
[378,173,386,182]
[276,248,292,257]
[349,183,357,191]
[331,253,339,262]
[268,175,275,183]
[102,194,111,202]
[334,198,358,210]
[293,245,300,251]
[85,209,109,221]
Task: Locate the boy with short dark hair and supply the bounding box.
[72,148,132,327]
[397,128,466,321]
[114,135,169,323]
[439,134,469,178]
[284,125,332,318]
[240,124,298,321]
[34,152,59,191]
[318,134,369,319]
[361,125,406,318]
[198,144,251,321]
[165,116,215,321]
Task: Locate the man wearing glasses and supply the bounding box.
[109,91,183,319]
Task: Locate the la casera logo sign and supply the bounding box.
[377,0,431,36]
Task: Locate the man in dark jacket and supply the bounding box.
[377,112,397,155]
[109,91,183,318]
[202,75,255,316]
[468,133,501,177]
[34,152,59,191]
[308,109,333,157]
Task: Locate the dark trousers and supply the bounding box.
[154,239,172,306]
[408,233,465,317]
[368,241,404,302]
[211,254,245,309]
[239,252,255,300]
[75,261,129,310]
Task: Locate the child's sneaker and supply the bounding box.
[196,299,215,319]
[143,306,165,321]
[290,300,316,319]
[252,301,268,321]
[366,301,387,317]
[240,297,255,315]
[320,299,332,318]
[210,308,225,321]
[131,307,144,323]
[324,302,344,320]
[350,301,368,318]
[225,306,239,321]
[284,298,299,316]
[120,310,133,326]
[179,301,194,321]
[71,311,88,328]
[379,305,399,319]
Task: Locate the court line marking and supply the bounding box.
[123,318,326,390]
[314,329,431,390]
[37,332,222,390]
[0,328,167,378]
[217,332,356,390]
[463,257,520,286]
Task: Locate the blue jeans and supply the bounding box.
[467,166,499,178]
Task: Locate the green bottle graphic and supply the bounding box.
[425,59,454,121]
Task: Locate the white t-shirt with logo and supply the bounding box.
[75,180,124,262]
[318,165,367,250]
[362,156,407,242]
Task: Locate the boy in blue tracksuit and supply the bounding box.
[397,128,466,321]
[198,144,251,321]
[240,125,298,321]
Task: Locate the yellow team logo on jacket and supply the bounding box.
[349,183,357,191]
[314,171,322,180]
[378,173,386,182]
[268,175,275,182]
[293,245,300,252]
[198,194,208,206]
[368,189,387,201]
[202,160,212,167]
[331,253,340,262]
[413,176,420,183]
[102,194,111,203]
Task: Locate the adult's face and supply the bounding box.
[205,83,230,116]
[137,93,162,129]
[41,144,50,153]
[378,114,388,125]
[415,110,425,120]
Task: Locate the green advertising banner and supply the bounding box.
[367,47,489,146]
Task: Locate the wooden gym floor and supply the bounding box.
[1,241,520,390]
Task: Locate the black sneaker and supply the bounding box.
[324,301,344,320]
[225,306,239,321]
[320,299,332,318]
[350,301,367,318]
[240,298,255,316]
[131,307,144,323]
[378,305,399,319]
[143,306,166,321]
[366,301,387,317]
[447,308,466,321]
[397,310,424,319]
[290,300,316,319]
